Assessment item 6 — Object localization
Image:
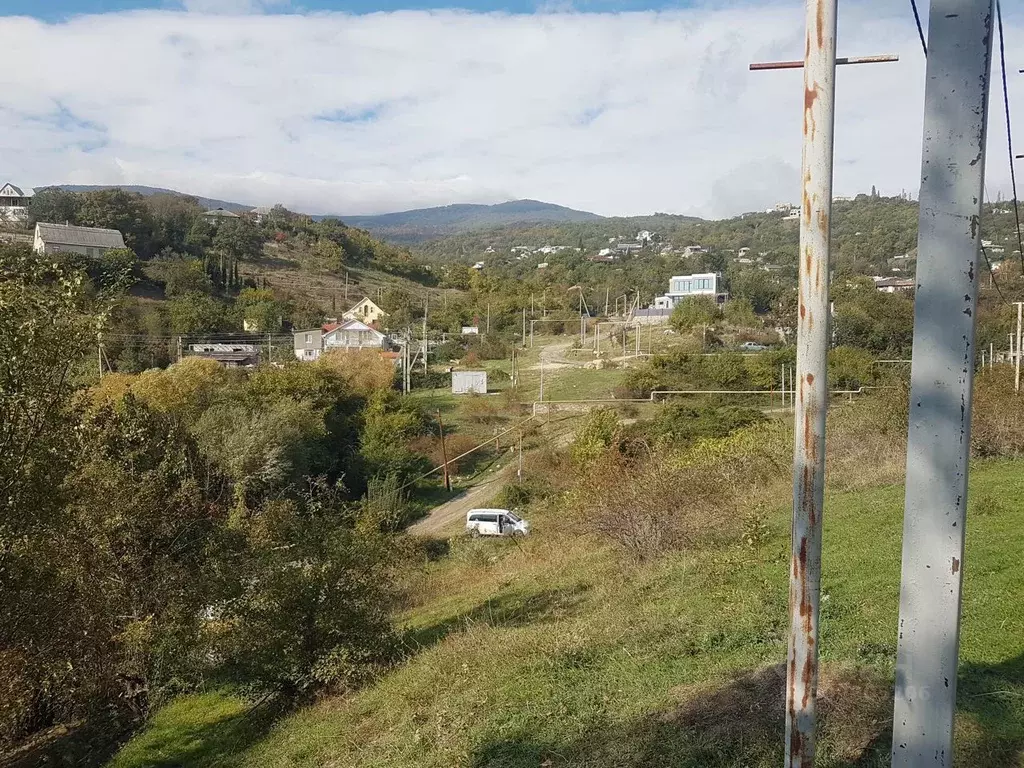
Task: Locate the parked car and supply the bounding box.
[466,508,530,537]
[739,341,768,352]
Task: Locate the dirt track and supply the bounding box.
[407,471,509,537]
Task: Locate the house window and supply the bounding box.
[305,333,312,345]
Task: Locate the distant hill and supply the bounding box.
[55,185,252,214]
[338,199,603,243]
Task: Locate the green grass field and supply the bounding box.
[109,460,1024,768]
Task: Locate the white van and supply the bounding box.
[466,508,530,537]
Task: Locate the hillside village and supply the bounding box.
[3,177,1024,768]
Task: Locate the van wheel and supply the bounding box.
[511,530,525,538]
[470,529,480,539]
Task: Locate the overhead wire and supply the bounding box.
[995,0,1024,276]
[910,0,927,56]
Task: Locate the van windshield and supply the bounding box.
[506,512,521,523]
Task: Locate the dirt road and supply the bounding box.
[408,472,508,537]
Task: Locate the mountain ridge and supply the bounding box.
[49,186,603,242]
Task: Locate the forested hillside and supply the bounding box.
[413,195,1022,280]
[341,199,603,243]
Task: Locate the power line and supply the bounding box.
[996,0,1024,275]
[910,0,927,56]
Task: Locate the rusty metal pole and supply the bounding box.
[785,0,837,762]
[891,1,994,764]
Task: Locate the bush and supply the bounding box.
[219,505,399,700]
[670,296,720,331]
[570,409,620,467]
[492,482,532,510]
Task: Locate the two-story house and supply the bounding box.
[293,319,389,361]
[652,272,728,309]
[0,183,33,222]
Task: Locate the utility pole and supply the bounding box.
[604,287,609,316]
[783,2,838,754]
[750,11,899,766]
[891,2,994,765]
[539,358,544,402]
[1014,302,1022,393]
[423,297,429,374]
[518,432,523,482]
[486,303,490,334]
[437,409,451,492]
[177,335,183,363]
[267,332,272,365]
[345,271,349,303]
[522,307,527,347]
[97,339,103,380]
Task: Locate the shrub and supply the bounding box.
[570,409,620,468]
[492,482,532,510]
[972,375,1024,457]
[670,296,720,331]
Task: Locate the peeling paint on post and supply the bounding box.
[785,0,837,763]
[892,1,994,765]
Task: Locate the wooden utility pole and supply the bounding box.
[423,297,429,374]
[437,409,451,492]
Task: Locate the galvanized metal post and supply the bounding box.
[785,0,837,762]
[891,1,994,764]
[1014,302,1022,393]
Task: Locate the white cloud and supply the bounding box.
[0,4,1020,217]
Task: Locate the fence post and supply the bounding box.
[891,1,994,764]
[784,0,838,762]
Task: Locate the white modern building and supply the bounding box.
[652,272,727,310]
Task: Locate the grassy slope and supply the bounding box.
[110,460,1024,768]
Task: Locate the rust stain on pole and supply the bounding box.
[785,0,837,762]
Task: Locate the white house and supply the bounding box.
[203,208,240,223]
[293,319,389,361]
[33,222,126,257]
[653,272,725,310]
[0,183,33,223]
[250,206,273,224]
[636,230,653,243]
[342,296,387,326]
[323,319,388,351]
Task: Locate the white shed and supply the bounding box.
[452,370,487,395]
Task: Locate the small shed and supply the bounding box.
[452,370,487,395]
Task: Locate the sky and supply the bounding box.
[0,0,1021,218]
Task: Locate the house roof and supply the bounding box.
[346,296,386,312]
[0,183,33,198]
[204,208,240,218]
[325,319,383,336]
[35,222,126,250]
